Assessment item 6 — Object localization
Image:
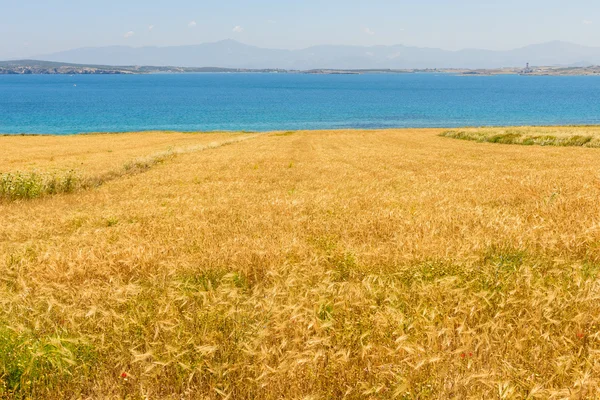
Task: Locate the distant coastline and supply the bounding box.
[0,60,287,75]
[2,60,600,76]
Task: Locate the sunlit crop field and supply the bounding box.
[1,127,600,399]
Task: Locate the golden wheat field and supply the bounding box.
[2,127,600,399]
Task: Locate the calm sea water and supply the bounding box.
[1,73,600,134]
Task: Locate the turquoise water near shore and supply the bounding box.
[1,73,600,134]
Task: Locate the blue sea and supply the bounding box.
[1,73,600,134]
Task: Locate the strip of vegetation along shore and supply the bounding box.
[0,134,260,201]
[440,126,600,147]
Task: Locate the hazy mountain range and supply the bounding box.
[27,40,600,69]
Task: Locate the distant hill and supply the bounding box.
[24,40,600,69]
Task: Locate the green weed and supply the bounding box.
[0,329,97,398]
[0,170,79,201]
[441,129,600,148]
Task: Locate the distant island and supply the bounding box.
[2,59,600,76]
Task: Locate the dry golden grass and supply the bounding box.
[1,127,600,399]
[0,131,251,174]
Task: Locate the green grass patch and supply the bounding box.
[440,129,600,148]
[0,170,80,201]
[0,328,98,398]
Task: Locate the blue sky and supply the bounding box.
[0,0,598,59]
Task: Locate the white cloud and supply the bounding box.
[188,21,197,28]
[124,31,134,38]
[233,25,244,33]
[583,19,593,25]
[148,25,155,31]
[363,27,375,36]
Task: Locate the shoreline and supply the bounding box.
[3,124,600,137]
[2,62,600,76]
